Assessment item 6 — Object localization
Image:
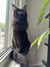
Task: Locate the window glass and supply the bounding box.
[0,0,7,50]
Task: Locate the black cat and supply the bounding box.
[10,4,30,67]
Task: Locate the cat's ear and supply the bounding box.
[12,4,17,11]
[22,5,27,11]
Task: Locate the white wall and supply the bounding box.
[26,0,49,66]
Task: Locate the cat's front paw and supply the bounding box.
[14,48,20,52]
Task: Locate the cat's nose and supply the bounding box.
[19,14,23,18]
[20,13,23,16]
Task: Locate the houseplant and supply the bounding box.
[30,0,50,49]
[30,0,50,67]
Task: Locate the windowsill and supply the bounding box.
[0,48,5,53]
[0,46,12,63]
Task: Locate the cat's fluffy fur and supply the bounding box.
[10,4,30,67]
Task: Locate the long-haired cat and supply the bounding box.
[10,4,30,67]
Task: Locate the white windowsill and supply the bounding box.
[0,47,12,63]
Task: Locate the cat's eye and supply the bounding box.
[18,11,21,14]
[18,11,23,14]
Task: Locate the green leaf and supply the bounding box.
[30,36,40,49]
[43,18,48,23]
[30,28,50,49]
[43,17,50,23]
[44,31,50,40]
[38,0,50,24]
[37,28,50,49]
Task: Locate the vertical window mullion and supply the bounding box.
[4,0,10,48]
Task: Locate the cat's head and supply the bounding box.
[12,4,27,20]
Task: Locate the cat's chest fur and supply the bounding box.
[13,30,27,47]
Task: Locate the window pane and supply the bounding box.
[0,0,6,50]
